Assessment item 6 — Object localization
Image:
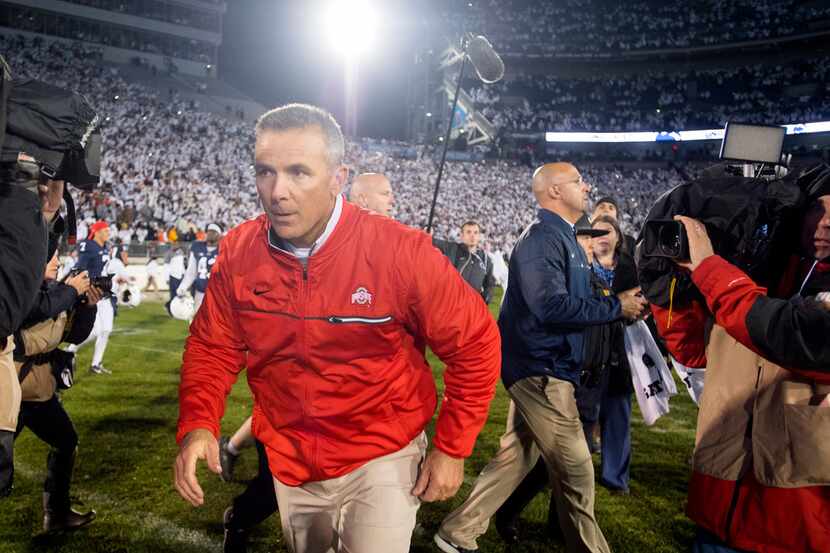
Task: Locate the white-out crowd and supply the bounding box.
[467,58,830,133]
[446,0,830,56]
[1,33,805,254]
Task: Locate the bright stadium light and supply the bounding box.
[325,0,378,57]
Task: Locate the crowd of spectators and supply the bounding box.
[445,0,830,56]
[467,57,830,132]
[0,34,783,255]
[349,153,690,252]
[3,35,251,239]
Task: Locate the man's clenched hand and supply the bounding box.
[617,286,647,321]
[412,448,464,502]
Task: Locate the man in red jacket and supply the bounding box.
[653,180,830,553]
[172,103,501,553]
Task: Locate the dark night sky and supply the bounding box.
[219,0,435,139]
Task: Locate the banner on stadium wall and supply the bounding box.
[544,121,830,143]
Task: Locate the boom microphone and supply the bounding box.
[425,33,505,232]
[466,34,505,84]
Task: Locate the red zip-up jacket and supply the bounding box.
[653,255,830,553]
[177,202,501,486]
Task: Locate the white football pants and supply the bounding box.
[67,299,114,368]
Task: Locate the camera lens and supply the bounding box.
[657,224,681,257]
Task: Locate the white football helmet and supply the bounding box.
[118,285,142,308]
[170,295,195,321]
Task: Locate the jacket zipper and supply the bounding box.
[296,262,316,479]
[265,253,389,480]
[301,263,321,481]
[459,250,473,276]
[327,315,393,324]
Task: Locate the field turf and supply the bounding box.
[1,291,697,552]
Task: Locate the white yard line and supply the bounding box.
[13,462,222,551]
[112,343,183,355]
[109,327,154,337]
[108,323,184,355]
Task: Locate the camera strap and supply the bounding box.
[63,187,77,245]
[665,276,678,329]
[17,358,34,384]
[17,350,73,386]
[797,260,819,297]
[16,351,51,383]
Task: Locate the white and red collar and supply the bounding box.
[267,194,343,260]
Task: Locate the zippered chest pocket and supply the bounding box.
[308,314,402,382]
[326,315,393,325]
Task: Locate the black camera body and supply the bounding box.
[1,79,101,190]
[642,220,690,261]
[67,268,113,298]
[1,75,101,245]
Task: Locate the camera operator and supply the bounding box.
[0,173,66,497]
[1,66,101,498]
[20,253,91,328]
[651,183,830,553]
[14,251,102,532]
[433,220,496,304]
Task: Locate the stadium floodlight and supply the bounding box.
[324,0,378,57]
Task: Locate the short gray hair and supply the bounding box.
[255,103,345,168]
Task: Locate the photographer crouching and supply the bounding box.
[13,251,103,532]
[651,175,830,553]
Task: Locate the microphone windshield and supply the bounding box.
[467,35,505,84]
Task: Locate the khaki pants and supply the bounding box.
[274,432,426,553]
[440,376,610,553]
[0,336,21,432]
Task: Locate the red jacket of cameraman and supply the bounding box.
[653,255,830,553]
[176,202,500,485]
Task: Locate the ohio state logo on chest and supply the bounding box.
[350,286,373,306]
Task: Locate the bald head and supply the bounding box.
[532,162,590,224]
[349,173,394,218]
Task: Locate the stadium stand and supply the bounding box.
[3,0,828,255]
[444,0,830,56]
[466,57,830,132]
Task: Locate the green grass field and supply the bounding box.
[1,291,698,552]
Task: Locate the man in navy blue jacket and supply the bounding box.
[436,163,646,553]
